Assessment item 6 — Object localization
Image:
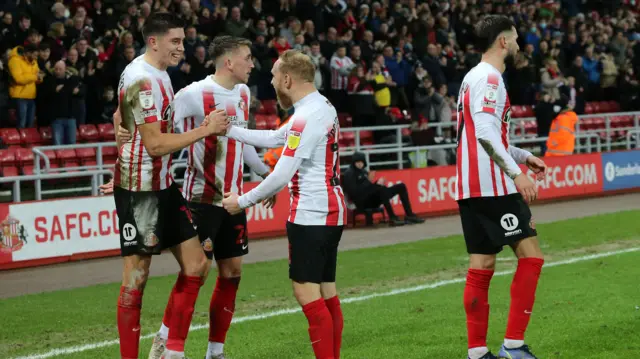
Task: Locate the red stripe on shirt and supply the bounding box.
[501,96,511,194]
[187,117,197,201]
[325,128,339,225]
[201,91,217,203]
[152,79,170,191]
[224,102,237,194]
[463,87,481,196]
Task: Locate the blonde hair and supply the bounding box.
[278,50,315,83]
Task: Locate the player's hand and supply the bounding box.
[525,155,547,181]
[117,125,131,143]
[222,192,243,215]
[203,109,230,136]
[262,195,276,209]
[99,179,114,195]
[514,172,537,203]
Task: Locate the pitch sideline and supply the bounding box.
[14,247,640,359]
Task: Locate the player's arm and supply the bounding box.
[237,155,301,208]
[243,144,271,178]
[471,78,522,179]
[225,125,288,149]
[128,78,224,157]
[114,105,124,149]
[508,145,533,164]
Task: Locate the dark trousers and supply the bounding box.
[356,183,415,219]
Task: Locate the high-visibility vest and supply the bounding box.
[545,110,578,156]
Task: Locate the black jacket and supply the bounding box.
[42,74,83,120]
[341,152,380,204]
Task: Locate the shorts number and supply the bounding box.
[503,216,515,228]
[234,225,245,244]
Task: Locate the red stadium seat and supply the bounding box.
[0,128,21,147]
[338,113,352,128]
[265,115,279,129]
[359,130,374,146]
[79,124,101,142]
[39,127,53,145]
[19,128,44,146]
[0,148,18,177]
[339,131,355,148]
[511,106,524,118]
[76,148,97,165]
[14,147,34,165]
[522,105,535,117]
[592,117,606,129]
[259,100,277,115]
[585,102,594,114]
[608,101,620,112]
[97,123,115,141]
[56,149,80,169]
[599,101,611,113]
[254,114,268,129]
[101,146,118,160]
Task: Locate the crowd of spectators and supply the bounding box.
[0,0,639,147]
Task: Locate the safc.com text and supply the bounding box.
[527,163,598,189]
[33,210,119,242]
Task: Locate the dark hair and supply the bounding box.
[142,12,185,41]
[23,43,38,53]
[208,35,252,60]
[474,15,515,53]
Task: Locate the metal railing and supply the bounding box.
[0,169,113,202]
[627,129,640,150]
[338,133,602,170]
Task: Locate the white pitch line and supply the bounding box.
[14,247,640,359]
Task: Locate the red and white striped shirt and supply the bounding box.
[115,55,175,192]
[229,91,347,226]
[455,62,521,200]
[330,55,354,90]
[173,76,253,207]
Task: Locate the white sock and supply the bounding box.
[206,342,224,358]
[468,346,489,359]
[504,339,524,349]
[158,323,169,340]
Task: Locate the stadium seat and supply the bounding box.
[56,149,80,170]
[592,117,606,129]
[101,146,118,159]
[19,128,44,146]
[97,123,115,141]
[265,114,279,129]
[590,102,601,114]
[599,101,611,113]
[339,131,355,148]
[609,101,620,112]
[39,127,53,145]
[338,113,352,128]
[0,148,18,177]
[79,124,101,142]
[259,100,277,115]
[14,148,34,175]
[522,105,535,117]
[359,130,374,146]
[254,114,268,129]
[0,128,22,147]
[585,102,594,114]
[76,148,97,166]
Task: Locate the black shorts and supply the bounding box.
[188,202,248,261]
[457,193,537,255]
[114,183,198,257]
[286,222,344,284]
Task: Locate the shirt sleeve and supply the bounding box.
[243,144,270,176]
[471,72,505,117]
[508,146,533,164]
[238,155,302,209]
[474,112,522,179]
[282,116,325,160]
[226,125,288,148]
[127,77,160,126]
[172,85,198,133]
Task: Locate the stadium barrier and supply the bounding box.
[0,150,638,270]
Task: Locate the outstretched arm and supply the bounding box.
[238,155,302,208]
[226,125,288,149]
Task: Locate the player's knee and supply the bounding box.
[320,283,337,299]
[220,267,242,279]
[123,266,150,291]
[217,257,243,278]
[469,254,496,270]
[292,281,321,306]
[183,252,209,277]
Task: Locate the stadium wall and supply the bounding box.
[0,150,638,270]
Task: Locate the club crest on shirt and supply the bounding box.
[139,90,154,110]
[503,107,512,123]
[287,131,301,150]
[238,99,246,111]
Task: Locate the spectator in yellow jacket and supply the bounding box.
[8,43,43,128]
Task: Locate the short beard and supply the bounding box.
[275,87,293,110]
[504,52,516,69]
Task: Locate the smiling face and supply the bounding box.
[149,27,185,67]
[228,45,254,84]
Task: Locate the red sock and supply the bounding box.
[208,276,240,343]
[117,286,143,359]
[505,258,544,340]
[302,298,335,359]
[166,275,203,352]
[463,269,494,349]
[324,296,343,359]
[162,274,186,327]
